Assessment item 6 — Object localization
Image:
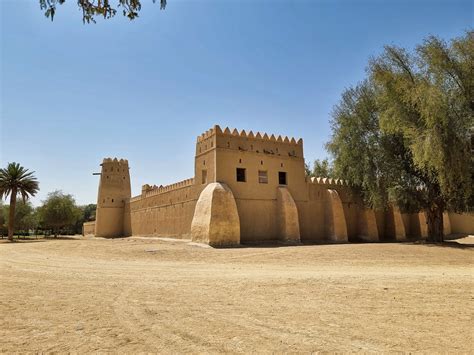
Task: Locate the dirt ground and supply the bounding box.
[1,237,472,353]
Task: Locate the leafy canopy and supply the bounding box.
[328,31,473,217]
[306,159,335,178]
[0,162,40,203]
[38,190,81,231]
[40,0,167,23]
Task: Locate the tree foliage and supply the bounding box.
[38,190,81,236]
[39,0,167,23]
[306,159,335,178]
[0,163,40,241]
[8,202,39,233]
[327,31,473,242]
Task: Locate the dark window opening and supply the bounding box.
[278,171,287,185]
[202,170,207,184]
[236,168,246,182]
[112,199,114,203]
[261,160,263,165]
[239,159,242,163]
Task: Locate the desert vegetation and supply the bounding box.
[0,163,96,240]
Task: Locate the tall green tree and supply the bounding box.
[39,0,167,23]
[328,32,473,242]
[0,163,40,241]
[38,191,80,237]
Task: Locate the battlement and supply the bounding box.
[308,176,349,186]
[197,125,303,145]
[196,125,304,159]
[101,157,129,165]
[140,178,195,198]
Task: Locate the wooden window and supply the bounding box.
[258,170,268,184]
[236,168,246,182]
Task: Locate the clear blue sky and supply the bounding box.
[1,0,472,206]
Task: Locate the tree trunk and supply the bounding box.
[7,188,17,242]
[426,202,444,243]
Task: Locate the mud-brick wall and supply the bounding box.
[83,221,95,236]
[297,183,326,242]
[127,185,204,238]
[449,212,474,234]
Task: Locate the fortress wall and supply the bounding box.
[375,210,386,240]
[401,213,412,237]
[235,199,279,242]
[448,212,474,234]
[82,221,95,236]
[127,183,204,238]
[297,182,326,241]
[123,202,131,236]
[296,179,363,242]
[406,213,423,238]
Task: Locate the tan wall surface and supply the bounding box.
[448,212,474,234]
[95,158,131,238]
[128,183,202,238]
[191,182,240,246]
[276,187,300,242]
[325,189,348,242]
[82,221,95,236]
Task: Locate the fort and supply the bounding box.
[82,125,473,245]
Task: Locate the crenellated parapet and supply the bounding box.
[138,178,195,199]
[308,176,349,186]
[196,125,304,158]
[197,125,302,145]
[102,157,129,165]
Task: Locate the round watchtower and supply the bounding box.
[95,158,131,237]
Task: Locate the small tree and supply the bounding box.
[0,163,40,241]
[39,191,79,237]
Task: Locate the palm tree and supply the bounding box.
[0,163,39,241]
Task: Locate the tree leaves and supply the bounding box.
[39,0,167,23]
[327,31,473,216]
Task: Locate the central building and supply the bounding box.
[90,125,420,246]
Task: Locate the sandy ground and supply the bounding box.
[0,237,473,353]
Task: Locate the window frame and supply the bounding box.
[258,170,268,184]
